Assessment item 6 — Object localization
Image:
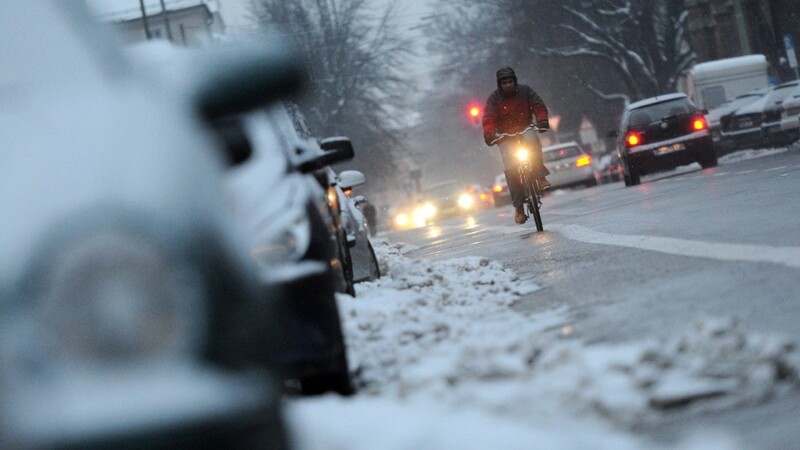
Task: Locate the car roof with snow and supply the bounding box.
[627,93,688,111]
[735,81,800,115]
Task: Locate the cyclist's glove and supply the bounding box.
[536,120,549,133]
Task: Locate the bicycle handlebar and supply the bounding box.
[489,124,545,146]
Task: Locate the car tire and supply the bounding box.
[585,177,598,188]
[367,241,381,281]
[299,348,354,396]
[698,147,718,169]
[628,164,641,186]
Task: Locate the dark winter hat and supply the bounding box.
[496,66,517,87]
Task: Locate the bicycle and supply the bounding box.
[489,124,546,232]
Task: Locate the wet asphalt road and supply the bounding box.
[382,148,800,449]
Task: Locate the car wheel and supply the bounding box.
[628,164,641,186]
[367,241,381,281]
[698,147,718,169]
[585,177,598,188]
[299,347,354,396]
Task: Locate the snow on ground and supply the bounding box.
[286,237,800,449]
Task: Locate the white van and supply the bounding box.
[685,54,770,110]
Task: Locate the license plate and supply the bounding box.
[739,119,753,128]
[656,143,685,154]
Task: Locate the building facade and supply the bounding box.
[686,0,799,81]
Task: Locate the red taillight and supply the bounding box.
[480,193,488,200]
[575,154,592,167]
[625,131,642,147]
[692,116,707,131]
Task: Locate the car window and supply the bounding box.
[543,146,584,162]
[629,98,698,125]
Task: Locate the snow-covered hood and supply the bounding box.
[0,79,231,285]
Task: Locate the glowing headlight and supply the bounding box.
[394,213,409,227]
[516,148,530,161]
[250,206,311,266]
[8,231,207,367]
[421,202,437,219]
[458,193,475,209]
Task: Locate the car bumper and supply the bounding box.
[626,132,712,170]
[719,127,764,150]
[265,262,347,378]
[548,165,595,188]
[3,364,287,449]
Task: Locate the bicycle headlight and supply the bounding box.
[516,148,530,161]
[4,229,207,371]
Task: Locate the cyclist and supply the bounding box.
[483,67,551,224]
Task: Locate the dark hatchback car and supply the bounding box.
[613,93,716,187]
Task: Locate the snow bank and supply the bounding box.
[287,240,800,449]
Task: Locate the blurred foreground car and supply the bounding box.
[542,141,597,189]
[338,171,382,283]
[492,173,512,207]
[0,2,298,448]
[612,93,716,187]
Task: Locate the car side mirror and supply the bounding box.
[352,195,367,207]
[316,136,355,166]
[607,130,619,138]
[193,41,307,121]
[338,170,366,190]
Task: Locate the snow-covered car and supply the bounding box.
[0,2,295,448]
[542,141,598,189]
[223,106,356,396]
[337,171,381,283]
[707,89,767,153]
[492,173,512,207]
[758,80,800,146]
[720,81,799,150]
[613,93,716,187]
[778,84,800,142]
[125,41,356,394]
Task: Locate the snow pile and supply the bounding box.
[287,241,800,448]
[719,146,789,164]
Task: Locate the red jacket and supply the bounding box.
[482,84,548,142]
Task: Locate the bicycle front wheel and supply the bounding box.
[527,178,544,232]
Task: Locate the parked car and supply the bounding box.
[223,106,356,396]
[542,141,598,189]
[757,80,800,146]
[337,171,382,283]
[720,81,800,150]
[707,89,768,153]
[492,173,512,207]
[777,84,800,143]
[0,2,296,448]
[612,93,716,187]
[125,41,357,395]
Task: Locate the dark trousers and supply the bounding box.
[497,131,549,207]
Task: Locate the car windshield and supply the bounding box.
[628,98,698,126]
[543,146,584,162]
[424,182,461,199]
